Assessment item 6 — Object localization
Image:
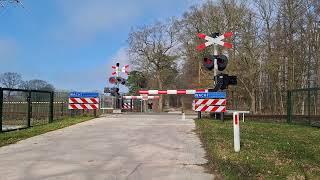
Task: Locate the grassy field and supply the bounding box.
[195,119,320,179]
[0,116,94,147]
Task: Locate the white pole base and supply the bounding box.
[182,113,185,120]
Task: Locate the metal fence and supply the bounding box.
[0,88,100,132]
[287,88,320,126]
[0,88,53,132]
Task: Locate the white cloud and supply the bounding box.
[108,47,130,66]
[0,38,16,62]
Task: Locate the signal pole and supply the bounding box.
[107,62,129,110]
[196,32,236,120]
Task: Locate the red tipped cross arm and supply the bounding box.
[196,32,233,51]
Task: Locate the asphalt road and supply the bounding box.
[0,114,214,180]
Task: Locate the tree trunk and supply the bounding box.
[250,91,256,114]
[157,74,163,112]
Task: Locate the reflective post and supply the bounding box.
[233,112,240,152]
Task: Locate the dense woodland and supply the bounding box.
[127,0,320,114]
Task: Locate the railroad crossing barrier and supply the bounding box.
[139,89,208,95]
[68,92,99,117]
[123,96,160,99]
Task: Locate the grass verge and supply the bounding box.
[0,116,94,147]
[195,119,320,179]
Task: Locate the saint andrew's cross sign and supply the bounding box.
[196,32,233,51]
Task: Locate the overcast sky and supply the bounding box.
[0,0,203,92]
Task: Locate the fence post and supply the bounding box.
[49,91,54,123]
[0,87,3,133]
[61,102,64,117]
[287,90,292,123]
[198,111,201,119]
[27,91,32,127]
[94,109,97,118]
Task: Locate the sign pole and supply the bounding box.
[213,43,223,120]
[213,44,218,79]
[198,111,201,119]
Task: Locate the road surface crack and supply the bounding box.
[127,163,143,178]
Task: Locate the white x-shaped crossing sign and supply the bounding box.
[112,64,129,76]
[196,32,233,51]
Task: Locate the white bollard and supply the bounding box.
[233,112,240,152]
[182,112,185,120]
[242,113,245,122]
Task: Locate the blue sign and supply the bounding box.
[194,92,226,99]
[69,92,99,98]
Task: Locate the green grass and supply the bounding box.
[195,119,320,179]
[0,116,94,147]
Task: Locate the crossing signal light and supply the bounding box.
[203,57,214,70]
[212,73,237,91]
[109,77,126,85]
[216,55,228,71]
[104,87,110,93]
[203,55,228,71]
[116,77,126,85]
[110,87,120,96]
[109,77,116,84]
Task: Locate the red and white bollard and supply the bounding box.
[233,112,240,152]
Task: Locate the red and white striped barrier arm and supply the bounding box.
[68,104,99,110]
[68,98,99,104]
[138,89,208,95]
[195,105,226,112]
[123,96,160,100]
[197,32,233,51]
[194,99,226,106]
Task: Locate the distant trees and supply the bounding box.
[126,71,147,95]
[0,72,23,89]
[127,0,320,114]
[0,0,22,8]
[20,79,54,91]
[0,72,54,91]
[128,20,181,111]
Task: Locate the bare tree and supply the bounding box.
[0,72,23,101]
[0,0,22,8]
[125,0,320,114]
[0,72,22,89]
[20,79,54,91]
[128,19,181,111]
